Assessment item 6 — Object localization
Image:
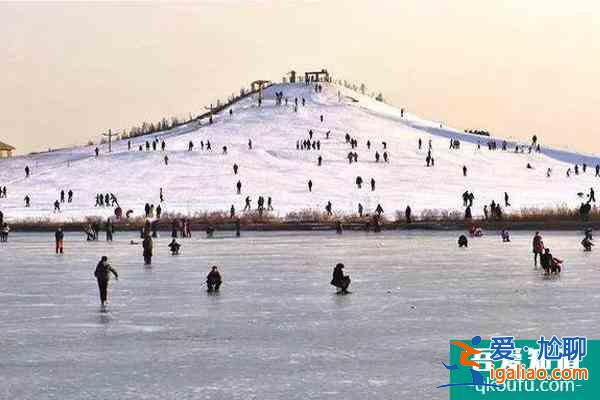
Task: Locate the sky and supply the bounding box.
[1,1,600,154]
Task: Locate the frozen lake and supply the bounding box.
[1,230,599,399]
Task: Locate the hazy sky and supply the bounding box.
[2,1,600,154]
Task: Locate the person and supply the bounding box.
[168,238,181,255]
[105,218,113,241]
[504,192,510,207]
[462,165,467,177]
[501,229,510,242]
[60,190,65,203]
[532,232,544,268]
[94,256,118,308]
[236,180,242,194]
[590,187,596,203]
[335,220,343,234]
[233,163,239,175]
[458,234,468,248]
[405,205,412,223]
[308,180,313,192]
[55,227,64,254]
[68,189,73,203]
[25,165,30,178]
[206,266,222,293]
[206,226,215,238]
[464,205,472,220]
[358,203,364,217]
[582,237,594,252]
[375,204,384,216]
[142,234,153,265]
[53,200,60,212]
[0,222,9,242]
[330,263,351,294]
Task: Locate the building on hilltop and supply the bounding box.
[0,141,15,158]
[305,69,330,83]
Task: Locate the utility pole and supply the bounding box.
[102,129,113,153]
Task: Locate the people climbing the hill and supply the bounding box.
[230,205,235,218]
[335,220,343,234]
[504,192,511,207]
[53,200,60,213]
[356,176,363,189]
[244,196,251,211]
[375,151,380,163]
[370,178,376,191]
[375,204,384,216]
[458,234,468,248]
[331,263,351,294]
[55,227,64,254]
[589,187,596,203]
[188,141,194,151]
[532,231,544,268]
[325,201,332,216]
[358,203,364,217]
[206,266,222,292]
[94,256,118,308]
[168,238,181,255]
[418,138,422,150]
[483,205,489,220]
[60,190,65,203]
[317,155,322,166]
[164,155,169,165]
[95,147,99,157]
[68,190,73,203]
[267,197,273,211]
[462,165,467,177]
[501,229,510,242]
[142,234,153,265]
[233,163,239,175]
[308,180,313,192]
[405,205,412,223]
[236,180,242,194]
[24,195,31,207]
[25,165,30,178]
[248,139,253,150]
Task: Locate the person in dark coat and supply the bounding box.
[330,263,351,294]
[168,238,181,255]
[94,256,118,307]
[405,205,412,223]
[142,234,153,265]
[206,266,222,292]
[458,235,468,248]
[55,227,64,254]
[105,218,114,241]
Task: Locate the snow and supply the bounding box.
[0,82,598,222]
[1,230,598,399]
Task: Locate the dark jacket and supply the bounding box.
[94,260,118,281]
[207,270,222,284]
[331,266,345,286]
[55,230,64,241]
[142,236,153,257]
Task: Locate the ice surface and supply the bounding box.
[0,83,599,222]
[1,231,599,399]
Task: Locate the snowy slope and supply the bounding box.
[0,82,598,223]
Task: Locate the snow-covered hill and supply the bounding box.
[0,82,598,223]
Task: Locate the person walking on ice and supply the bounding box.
[94,256,118,309]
